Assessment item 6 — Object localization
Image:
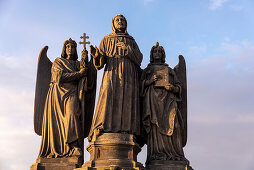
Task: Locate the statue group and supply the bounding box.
[31,14,193,170]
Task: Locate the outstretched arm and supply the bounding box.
[90,45,105,70]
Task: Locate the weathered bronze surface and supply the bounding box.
[77,133,144,170]
[30,157,82,170]
[88,14,143,141]
[145,160,193,170]
[141,42,192,170]
[77,14,144,170]
[31,38,97,169]
[31,15,194,170]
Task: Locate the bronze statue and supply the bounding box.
[88,14,143,141]
[31,16,194,170]
[33,38,97,159]
[141,42,190,169]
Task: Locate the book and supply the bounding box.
[154,67,169,87]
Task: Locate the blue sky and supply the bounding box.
[0,0,254,169]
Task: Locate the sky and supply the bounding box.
[0,0,254,169]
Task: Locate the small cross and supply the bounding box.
[79,33,90,50]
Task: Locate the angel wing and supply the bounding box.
[34,46,52,136]
[174,55,187,147]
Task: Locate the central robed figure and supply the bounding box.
[88,14,143,141]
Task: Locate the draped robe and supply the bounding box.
[141,64,186,162]
[39,58,82,158]
[88,33,143,141]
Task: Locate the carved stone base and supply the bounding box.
[30,156,82,170]
[76,133,144,170]
[146,160,193,170]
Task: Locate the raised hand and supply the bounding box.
[90,45,99,59]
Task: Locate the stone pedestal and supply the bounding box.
[76,133,144,170]
[30,156,82,170]
[146,160,193,170]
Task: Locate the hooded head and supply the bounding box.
[112,14,127,34]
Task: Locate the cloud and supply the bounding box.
[185,40,254,169]
[0,50,105,169]
[209,0,229,10]
[2,39,253,170]
[0,86,38,170]
[137,40,254,169]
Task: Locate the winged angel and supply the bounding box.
[34,39,97,158]
[141,42,188,165]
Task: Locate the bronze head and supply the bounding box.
[61,38,78,61]
[150,42,166,63]
[112,14,127,34]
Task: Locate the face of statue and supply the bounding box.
[153,48,163,62]
[66,43,76,59]
[114,16,126,32]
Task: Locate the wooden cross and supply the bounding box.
[79,33,90,50]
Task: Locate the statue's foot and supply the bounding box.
[69,147,82,157]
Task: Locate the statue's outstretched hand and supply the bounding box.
[90,45,99,59]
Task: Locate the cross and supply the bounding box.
[79,33,90,50]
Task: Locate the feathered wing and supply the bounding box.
[174,55,187,147]
[34,46,52,136]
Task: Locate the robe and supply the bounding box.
[39,57,82,158]
[141,63,186,163]
[88,33,143,141]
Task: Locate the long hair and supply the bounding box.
[61,38,78,61]
[150,42,166,63]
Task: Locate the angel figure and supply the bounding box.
[34,38,97,159]
[141,42,188,165]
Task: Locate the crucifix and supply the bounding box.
[79,33,90,68]
[79,33,90,50]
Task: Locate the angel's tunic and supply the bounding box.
[141,63,185,162]
[88,33,143,140]
[39,57,81,158]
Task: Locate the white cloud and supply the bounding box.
[209,0,229,10]
[0,50,105,169]
[185,40,254,169]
